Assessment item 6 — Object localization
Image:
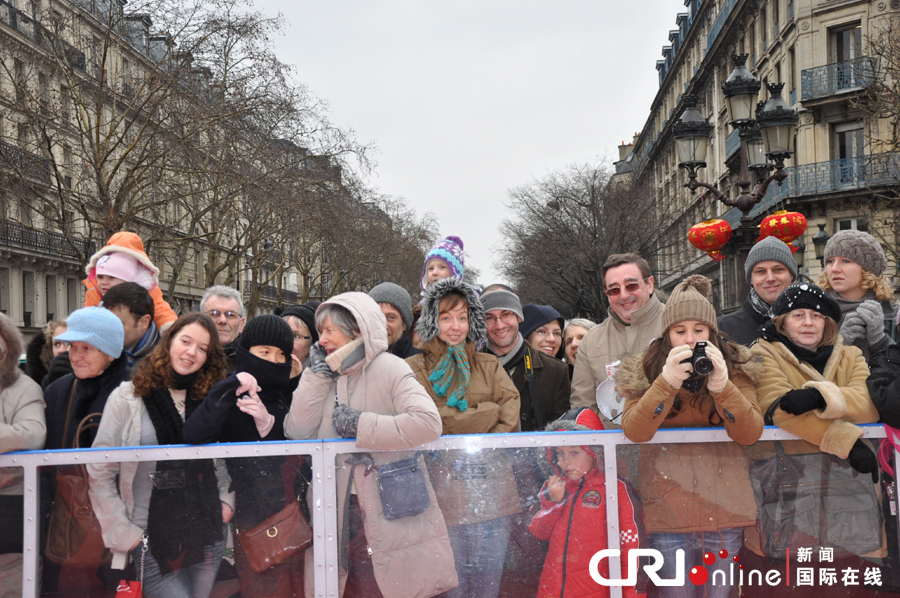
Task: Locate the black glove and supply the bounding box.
[777,388,826,415]
[847,439,879,484]
[308,342,338,380]
[332,403,361,438]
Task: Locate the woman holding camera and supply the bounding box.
[620,276,763,598]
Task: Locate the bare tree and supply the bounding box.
[498,161,680,320]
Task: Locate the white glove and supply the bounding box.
[662,345,694,389]
[237,394,275,437]
[705,344,728,394]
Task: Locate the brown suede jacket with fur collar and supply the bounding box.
[750,335,878,460]
[617,343,764,534]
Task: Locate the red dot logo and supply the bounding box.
[703,552,716,565]
[689,566,709,586]
[719,549,729,559]
[733,555,740,563]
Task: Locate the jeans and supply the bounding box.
[131,524,226,598]
[651,528,743,598]
[437,515,513,598]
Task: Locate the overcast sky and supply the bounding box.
[256,1,681,284]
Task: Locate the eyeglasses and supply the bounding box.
[788,311,825,323]
[604,278,649,297]
[534,329,562,339]
[293,334,311,341]
[485,311,519,325]
[206,310,241,321]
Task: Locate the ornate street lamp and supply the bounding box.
[676,54,799,254]
[812,223,831,266]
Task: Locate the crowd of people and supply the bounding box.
[1,228,899,598]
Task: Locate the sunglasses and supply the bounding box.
[604,278,649,297]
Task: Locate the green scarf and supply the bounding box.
[428,343,471,411]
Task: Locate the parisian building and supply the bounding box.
[627,0,900,310]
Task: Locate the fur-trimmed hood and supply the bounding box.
[416,277,486,344]
[318,292,388,371]
[616,341,763,398]
[0,313,23,389]
[85,231,160,286]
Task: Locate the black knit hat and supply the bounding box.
[240,314,294,358]
[771,282,842,323]
[275,302,319,344]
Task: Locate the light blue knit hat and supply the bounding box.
[56,306,125,358]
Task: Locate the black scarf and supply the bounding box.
[144,379,222,574]
[759,320,834,374]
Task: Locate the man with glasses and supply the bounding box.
[481,285,570,432]
[480,285,570,598]
[199,285,246,366]
[570,253,664,427]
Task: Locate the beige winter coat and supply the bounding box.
[570,294,665,427]
[0,375,46,495]
[284,292,452,598]
[87,382,235,570]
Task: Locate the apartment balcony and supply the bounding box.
[801,57,876,103]
[0,219,96,257]
[0,141,51,184]
[721,154,900,227]
[244,282,298,305]
[724,129,741,161]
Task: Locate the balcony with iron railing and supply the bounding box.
[801,57,876,102]
[0,140,50,183]
[0,219,96,257]
[724,129,741,161]
[722,153,900,227]
[243,281,299,304]
[706,0,738,53]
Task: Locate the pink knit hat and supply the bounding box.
[95,252,156,290]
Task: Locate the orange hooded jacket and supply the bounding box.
[83,232,178,330]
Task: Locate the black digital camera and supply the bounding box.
[684,340,713,376]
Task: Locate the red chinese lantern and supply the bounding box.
[689,219,733,262]
[757,210,808,252]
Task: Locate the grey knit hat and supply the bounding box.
[368,282,414,330]
[824,230,888,276]
[479,289,524,320]
[745,236,798,283]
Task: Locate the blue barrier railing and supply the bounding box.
[801,57,876,100]
[0,425,892,598]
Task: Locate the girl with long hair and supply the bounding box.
[88,313,232,598]
[619,275,763,598]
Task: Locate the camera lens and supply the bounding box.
[692,356,714,376]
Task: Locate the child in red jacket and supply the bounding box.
[529,409,644,598]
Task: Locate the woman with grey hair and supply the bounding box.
[563,318,597,379]
[0,313,46,598]
[284,292,450,598]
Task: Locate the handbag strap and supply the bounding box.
[59,380,78,449]
[72,412,103,477]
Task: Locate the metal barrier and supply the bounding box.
[0,424,891,598]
